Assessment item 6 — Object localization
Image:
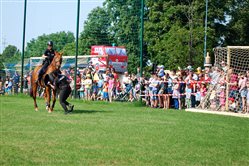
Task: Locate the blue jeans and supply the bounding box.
[173,98,179,109]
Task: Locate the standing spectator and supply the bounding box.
[221,61,228,73]
[12,71,20,94]
[239,73,247,113]
[195,86,201,107]
[165,73,172,109]
[0,77,3,95]
[172,83,180,109]
[108,75,115,102]
[123,72,131,92]
[178,76,186,109]
[151,75,159,108]
[200,83,207,101]
[79,81,85,99]
[158,77,165,108]
[185,83,192,108]
[84,75,92,100]
[228,68,239,112]
[91,82,98,101]
[23,75,29,95]
[6,78,13,95]
[246,81,249,113]
[103,81,109,101]
[76,72,81,98]
[185,72,196,107]
[158,65,165,78]
[70,75,75,98]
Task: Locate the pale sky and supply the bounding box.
[0,0,105,53]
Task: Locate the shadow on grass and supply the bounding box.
[72,109,112,114]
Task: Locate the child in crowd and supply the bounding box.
[195,86,201,107]
[103,81,109,101]
[185,83,192,108]
[79,82,85,99]
[108,76,115,102]
[116,79,122,95]
[210,90,217,110]
[172,84,180,109]
[200,83,207,102]
[218,86,226,111]
[84,75,92,100]
[229,97,236,112]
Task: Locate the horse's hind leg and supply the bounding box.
[32,84,39,111]
[51,89,56,112]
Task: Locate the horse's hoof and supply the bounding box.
[46,106,49,110]
[35,108,39,112]
[48,109,52,113]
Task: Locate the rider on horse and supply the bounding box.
[36,41,55,83]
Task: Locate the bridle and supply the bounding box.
[53,53,62,69]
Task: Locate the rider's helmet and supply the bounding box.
[47,41,53,47]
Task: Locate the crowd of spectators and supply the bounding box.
[140,63,249,113]
[1,62,249,113]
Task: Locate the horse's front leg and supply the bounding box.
[32,82,39,111]
[51,89,56,112]
[45,87,52,113]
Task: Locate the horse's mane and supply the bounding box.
[51,52,62,66]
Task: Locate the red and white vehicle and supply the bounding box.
[91,45,128,73]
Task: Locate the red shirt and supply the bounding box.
[76,76,81,90]
[230,74,238,91]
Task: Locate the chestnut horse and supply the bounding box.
[30,52,63,112]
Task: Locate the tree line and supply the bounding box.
[1,0,248,72]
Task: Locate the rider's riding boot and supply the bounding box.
[35,75,42,83]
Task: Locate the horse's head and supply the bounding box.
[53,52,63,70]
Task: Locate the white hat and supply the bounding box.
[220,86,225,89]
[187,65,193,71]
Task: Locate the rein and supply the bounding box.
[52,53,62,69]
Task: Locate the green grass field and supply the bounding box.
[1,95,249,165]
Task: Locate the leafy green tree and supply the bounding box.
[225,0,249,45]
[0,54,4,70]
[79,7,112,55]
[144,0,229,69]
[26,31,75,57]
[103,0,143,73]
[1,45,21,63]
